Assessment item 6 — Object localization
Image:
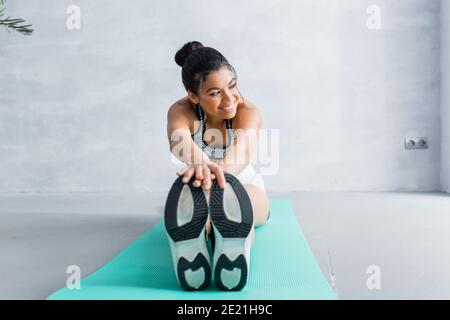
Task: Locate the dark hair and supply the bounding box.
[174,41,237,95]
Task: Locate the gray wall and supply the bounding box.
[442,0,450,193]
[0,0,442,193]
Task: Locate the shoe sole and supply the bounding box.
[164,176,211,291]
[210,173,253,291]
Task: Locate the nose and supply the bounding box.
[222,89,237,105]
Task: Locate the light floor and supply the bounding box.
[1,192,449,300]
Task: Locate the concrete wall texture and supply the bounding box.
[0,0,446,193]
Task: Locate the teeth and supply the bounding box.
[222,102,236,110]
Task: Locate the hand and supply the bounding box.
[176,162,226,189]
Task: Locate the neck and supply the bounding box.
[203,112,226,129]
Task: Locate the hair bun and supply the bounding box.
[174,41,204,67]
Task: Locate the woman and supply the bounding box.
[164,41,269,292]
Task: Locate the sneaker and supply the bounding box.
[164,176,211,291]
[209,173,254,291]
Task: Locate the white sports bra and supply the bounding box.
[191,103,236,160]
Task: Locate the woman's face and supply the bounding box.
[189,66,240,120]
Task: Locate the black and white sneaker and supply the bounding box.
[209,173,254,291]
[164,176,211,291]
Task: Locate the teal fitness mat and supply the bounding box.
[47,199,337,300]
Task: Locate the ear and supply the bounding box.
[187,90,199,105]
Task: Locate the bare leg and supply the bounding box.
[243,184,270,227]
[202,188,213,238]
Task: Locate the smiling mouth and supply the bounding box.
[220,101,237,111]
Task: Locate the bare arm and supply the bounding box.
[221,107,262,176]
[167,104,226,188]
[167,104,208,166]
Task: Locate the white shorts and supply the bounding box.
[236,164,266,192]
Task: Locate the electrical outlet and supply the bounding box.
[404,137,428,150]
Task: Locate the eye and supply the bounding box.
[209,83,237,96]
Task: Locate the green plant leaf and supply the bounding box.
[0,0,34,35]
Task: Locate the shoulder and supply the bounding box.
[167,97,197,132]
[233,98,262,129]
[168,97,195,117]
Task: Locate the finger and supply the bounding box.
[215,166,226,189]
[193,179,202,188]
[195,165,203,181]
[176,165,189,176]
[211,173,216,180]
[183,167,195,183]
[203,167,211,189]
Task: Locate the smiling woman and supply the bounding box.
[164,41,270,292]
